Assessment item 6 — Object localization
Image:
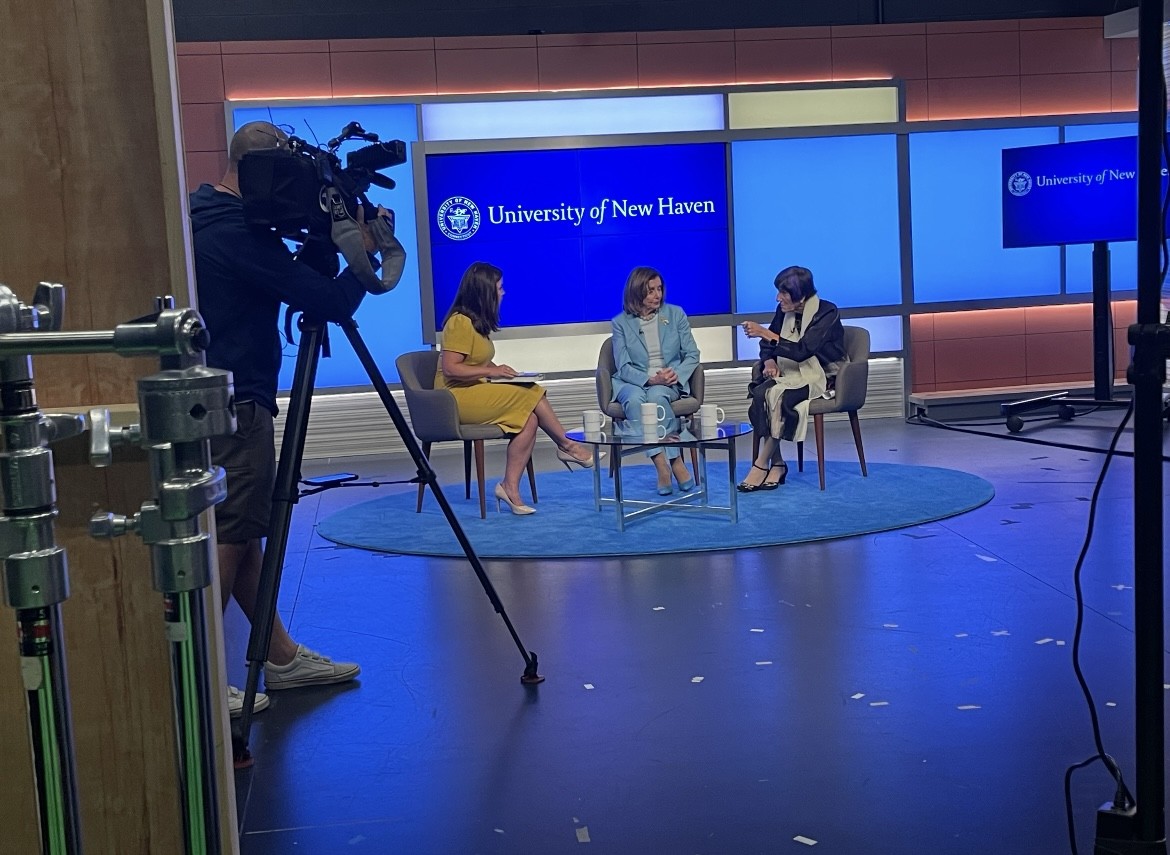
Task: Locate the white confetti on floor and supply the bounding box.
[869,701,889,707]
[954,633,969,638]
[794,835,818,846]
[583,684,594,690]
[575,826,591,844]
[976,554,997,562]
[652,606,666,611]
[755,661,773,666]
[957,705,982,710]
[1035,638,1054,645]
[750,628,765,633]
[691,676,704,683]
[851,693,865,700]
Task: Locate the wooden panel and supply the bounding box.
[735,26,832,41]
[911,340,936,386]
[636,40,737,86]
[0,1,237,853]
[538,44,640,90]
[638,29,735,43]
[222,51,333,99]
[1025,330,1095,376]
[735,38,833,83]
[926,20,1020,34]
[927,31,1020,79]
[927,75,1021,119]
[1020,72,1113,116]
[1112,71,1137,112]
[909,313,935,342]
[1020,27,1111,75]
[330,49,438,96]
[831,34,927,80]
[435,46,539,93]
[177,53,225,104]
[181,102,229,153]
[831,23,926,37]
[1110,37,1138,72]
[933,336,1027,384]
[537,32,635,47]
[1023,303,1092,334]
[932,308,1027,339]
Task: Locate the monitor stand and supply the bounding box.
[1001,240,1140,432]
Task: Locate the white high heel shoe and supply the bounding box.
[494,482,535,515]
[556,447,605,470]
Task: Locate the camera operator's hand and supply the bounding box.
[357,204,388,254]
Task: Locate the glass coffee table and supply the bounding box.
[566,420,753,531]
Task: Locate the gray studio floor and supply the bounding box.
[224,409,1169,855]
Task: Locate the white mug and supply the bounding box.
[641,422,668,440]
[582,410,606,432]
[640,402,667,422]
[699,403,726,425]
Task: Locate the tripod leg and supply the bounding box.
[339,319,543,684]
[233,318,328,762]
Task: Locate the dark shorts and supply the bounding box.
[211,401,275,543]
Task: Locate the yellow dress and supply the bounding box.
[435,313,545,434]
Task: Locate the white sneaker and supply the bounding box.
[263,644,361,691]
[227,684,270,718]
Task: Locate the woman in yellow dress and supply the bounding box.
[437,261,597,515]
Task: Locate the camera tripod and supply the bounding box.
[231,314,543,765]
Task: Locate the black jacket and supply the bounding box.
[758,298,847,372]
[189,184,367,416]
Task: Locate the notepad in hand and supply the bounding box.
[489,372,543,384]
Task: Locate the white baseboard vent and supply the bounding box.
[276,358,905,460]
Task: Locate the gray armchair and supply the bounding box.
[395,350,536,518]
[751,325,869,491]
[595,336,703,481]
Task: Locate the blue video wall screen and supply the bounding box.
[424,143,732,329]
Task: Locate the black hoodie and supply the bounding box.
[189,184,367,416]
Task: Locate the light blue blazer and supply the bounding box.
[610,303,700,402]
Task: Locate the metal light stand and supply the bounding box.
[0,286,234,855]
[0,282,85,855]
[1092,0,1168,851]
[86,301,235,855]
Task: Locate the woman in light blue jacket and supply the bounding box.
[610,266,700,495]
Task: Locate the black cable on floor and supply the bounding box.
[1062,402,1135,854]
[905,410,1170,463]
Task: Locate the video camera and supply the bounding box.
[238,122,408,293]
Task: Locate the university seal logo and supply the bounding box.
[1007,171,1033,197]
[437,196,481,240]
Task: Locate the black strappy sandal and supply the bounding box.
[737,463,771,493]
[759,462,788,490]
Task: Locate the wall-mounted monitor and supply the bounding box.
[420,141,732,335]
[1002,134,1144,249]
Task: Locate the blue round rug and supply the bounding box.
[315,461,994,559]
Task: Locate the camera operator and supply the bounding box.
[190,120,391,716]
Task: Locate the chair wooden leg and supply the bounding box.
[416,442,431,513]
[463,441,472,500]
[813,414,826,491]
[797,441,804,472]
[689,447,700,485]
[474,440,487,519]
[525,458,538,503]
[849,411,868,477]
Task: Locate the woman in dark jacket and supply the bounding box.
[738,266,847,491]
